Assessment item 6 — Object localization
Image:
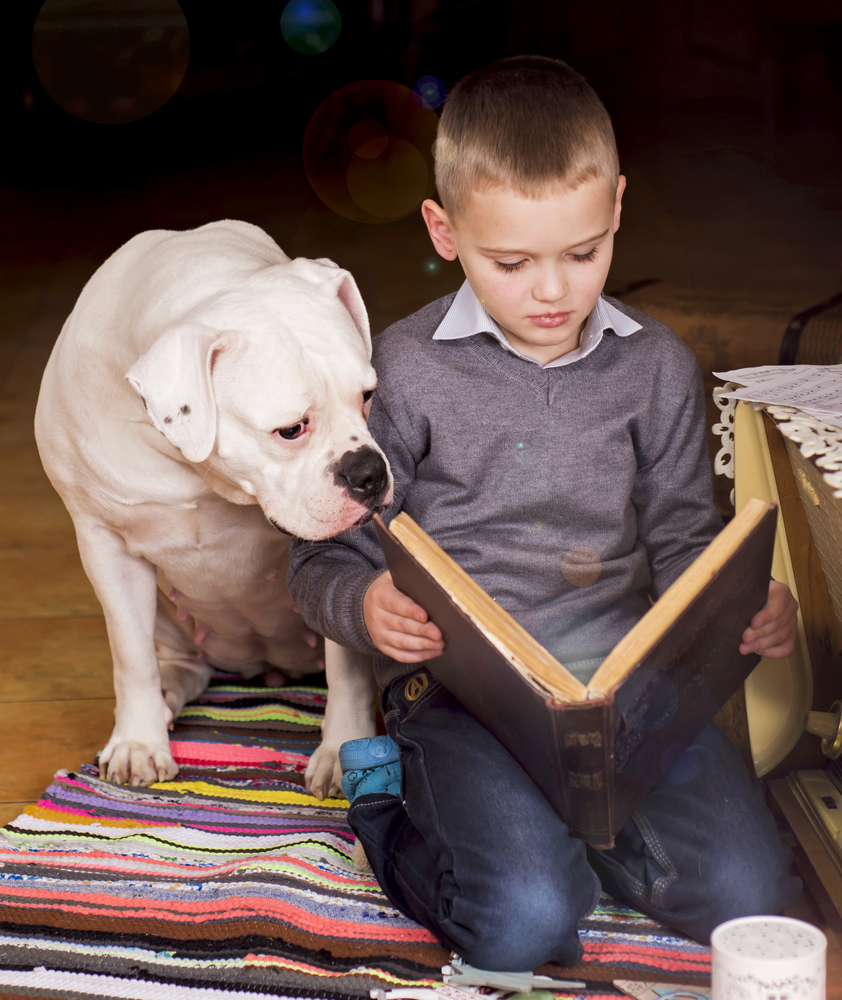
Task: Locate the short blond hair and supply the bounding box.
[434,55,620,219]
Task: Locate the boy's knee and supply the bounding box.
[699,846,801,937]
[454,870,599,970]
[661,833,801,943]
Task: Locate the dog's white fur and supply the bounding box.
[34,220,387,794]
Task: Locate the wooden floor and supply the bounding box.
[0,255,117,827]
[1,119,842,989]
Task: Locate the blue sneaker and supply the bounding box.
[339,736,401,803]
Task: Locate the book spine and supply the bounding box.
[550,697,614,849]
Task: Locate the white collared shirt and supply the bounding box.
[432,280,642,368]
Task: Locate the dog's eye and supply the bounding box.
[275,417,309,440]
[362,389,374,403]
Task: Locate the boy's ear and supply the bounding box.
[421,199,459,260]
[613,175,627,233]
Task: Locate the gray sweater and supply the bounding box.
[287,293,724,691]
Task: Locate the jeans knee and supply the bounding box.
[660,837,801,943]
[456,874,597,971]
[703,853,800,929]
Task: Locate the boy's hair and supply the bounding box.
[434,55,619,219]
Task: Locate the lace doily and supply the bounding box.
[712,383,738,506]
[764,405,842,499]
[713,385,842,501]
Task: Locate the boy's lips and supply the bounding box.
[528,311,571,328]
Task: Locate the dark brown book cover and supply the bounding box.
[374,506,777,848]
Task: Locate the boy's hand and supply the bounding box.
[363,570,444,662]
[739,580,798,658]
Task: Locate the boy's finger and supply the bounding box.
[381,645,441,663]
[379,610,442,640]
[389,594,436,627]
[385,631,444,652]
[381,630,444,657]
[741,624,794,655]
[743,610,797,643]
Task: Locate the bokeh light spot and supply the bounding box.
[422,255,442,277]
[281,0,341,55]
[617,670,679,733]
[32,0,189,125]
[413,74,446,110]
[432,135,458,164]
[349,119,388,158]
[561,547,601,587]
[347,138,428,219]
[304,80,438,224]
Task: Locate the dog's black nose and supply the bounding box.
[334,446,389,502]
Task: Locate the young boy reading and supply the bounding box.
[288,55,801,971]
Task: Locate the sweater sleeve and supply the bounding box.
[630,343,725,600]
[286,389,421,654]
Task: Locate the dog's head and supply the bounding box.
[125,256,393,540]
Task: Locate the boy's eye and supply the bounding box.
[572,248,599,263]
[494,260,526,273]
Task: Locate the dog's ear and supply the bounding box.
[332,270,371,354]
[288,257,371,355]
[126,323,225,463]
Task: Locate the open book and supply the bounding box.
[374,498,777,848]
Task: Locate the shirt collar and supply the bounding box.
[433,280,642,368]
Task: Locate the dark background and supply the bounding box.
[1,0,841,331]
[4,1,842,187]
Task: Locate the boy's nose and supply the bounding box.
[533,270,567,303]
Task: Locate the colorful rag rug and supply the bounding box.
[0,677,711,998]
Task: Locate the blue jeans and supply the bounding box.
[348,668,801,971]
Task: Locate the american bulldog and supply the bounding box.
[35,219,388,795]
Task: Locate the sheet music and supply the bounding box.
[714,365,842,429]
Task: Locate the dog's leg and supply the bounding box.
[154,608,215,721]
[305,638,378,800]
[73,518,178,786]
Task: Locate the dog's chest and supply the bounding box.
[119,498,292,615]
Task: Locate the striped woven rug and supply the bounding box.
[0,676,711,998]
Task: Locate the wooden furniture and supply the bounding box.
[726,401,842,929]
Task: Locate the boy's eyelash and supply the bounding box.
[493,247,600,272]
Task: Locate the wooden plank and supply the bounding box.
[0,698,114,802]
[0,550,101,621]
[0,803,35,827]
[0,617,111,702]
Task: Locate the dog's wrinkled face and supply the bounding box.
[209,313,391,539]
[126,257,393,540]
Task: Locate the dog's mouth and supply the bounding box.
[353,501,390,528]
[267,496,391,538]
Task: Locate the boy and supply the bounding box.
[288,55,801,971]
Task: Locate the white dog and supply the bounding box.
[34,219,388,795]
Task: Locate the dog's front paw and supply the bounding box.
[352,839,372,873]
[99,740,178,787]
[305,744,343,800]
